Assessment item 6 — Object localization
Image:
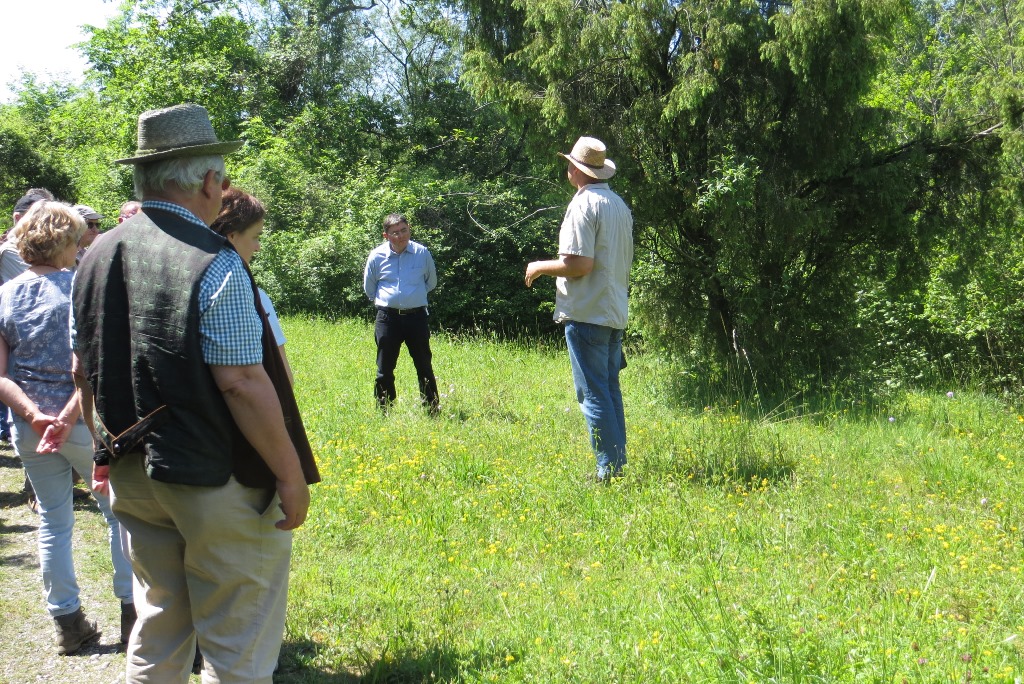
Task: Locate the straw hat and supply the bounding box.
[114,104,242,165]
[558,136,616,180]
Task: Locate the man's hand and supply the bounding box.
[525,261,543,288]
[275,477,310,530]
[210,363,310,531]
[92,464,110,496]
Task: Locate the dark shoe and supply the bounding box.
[192,644,203,674]
[120,602,137,644]
[54,608,100,655]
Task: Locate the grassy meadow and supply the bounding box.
[274,317,1024,683]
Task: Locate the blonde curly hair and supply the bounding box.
[11,201,86,267]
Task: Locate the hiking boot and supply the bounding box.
[54,608,100,655]
[120,602,137,644]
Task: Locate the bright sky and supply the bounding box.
[0,0,124,102]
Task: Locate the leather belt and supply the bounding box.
[378,306,426,315]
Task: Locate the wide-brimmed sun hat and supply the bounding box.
[114,103,242,165]
[558,136,616,180]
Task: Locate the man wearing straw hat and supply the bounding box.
[72,103,319,683]
[526,136,634,483]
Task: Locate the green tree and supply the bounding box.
[0,121,77,216]
[462,0,1011,396]
[248,0,379,110]
[0,80,113,212]
[870,0,1024,390]
[81,1,270,141]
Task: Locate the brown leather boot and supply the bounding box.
[54,608,100,655]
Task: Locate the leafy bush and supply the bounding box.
[245,157,565,334]
[919,219,1024,393]
[0,127,76,215]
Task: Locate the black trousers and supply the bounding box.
[374,307,439,412]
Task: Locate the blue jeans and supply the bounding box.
[565,321,627,477]
[13,417,133,617]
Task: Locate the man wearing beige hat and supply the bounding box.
[72,103,319,683]
[526,136,634,483]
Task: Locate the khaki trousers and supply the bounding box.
[110,454,292,684]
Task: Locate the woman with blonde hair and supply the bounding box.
[0,201,133,654]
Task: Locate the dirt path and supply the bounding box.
[0,443,130,684]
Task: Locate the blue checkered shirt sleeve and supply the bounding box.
[198,249,263,365]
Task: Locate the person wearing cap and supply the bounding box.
[363,213,440,415]
[71,103,319,683]
[525,136,634,482]
[71,205,103,262]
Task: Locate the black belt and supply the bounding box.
[378,306,426,315]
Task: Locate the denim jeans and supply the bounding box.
[13,417,133,617]
[564,321,627,477]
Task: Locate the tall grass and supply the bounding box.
[279,317,1024,683]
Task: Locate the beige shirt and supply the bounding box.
[554,183,633,329]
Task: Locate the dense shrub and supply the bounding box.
[0,127,77,212]
[246,160,565,335]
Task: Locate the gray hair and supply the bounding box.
[132,155,226,198]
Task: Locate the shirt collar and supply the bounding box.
[575,182,609,196]
[383,240,414,256]
[141,200,212,232]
